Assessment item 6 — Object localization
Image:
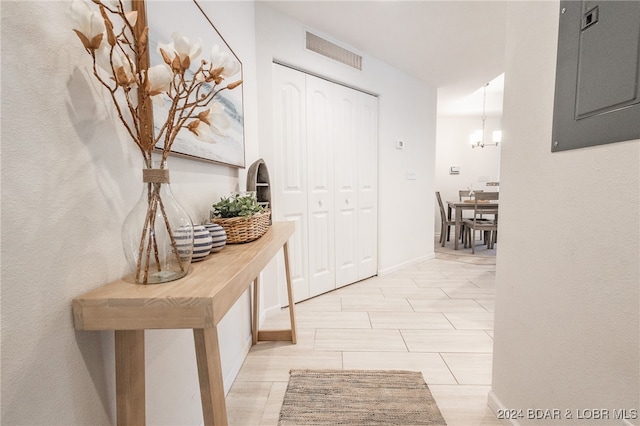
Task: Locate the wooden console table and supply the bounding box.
[73,221,297,426]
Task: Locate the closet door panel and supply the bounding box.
[334,85,359,287]
[308,210,333,296]
[335,207,358,286]
[272,64,310,302]
[306,75,335,296]
[357,92,379,280]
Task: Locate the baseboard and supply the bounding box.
[378,253,435,276]
[487,391,521,426]
[263,303,283,319]
[221,303,287,396]
[223,333,253,396]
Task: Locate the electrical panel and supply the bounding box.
[551,1,640,152]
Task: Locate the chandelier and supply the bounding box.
[470,83,501,148]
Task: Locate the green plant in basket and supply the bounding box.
[211,193,265,218]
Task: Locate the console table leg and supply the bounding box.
[115,330,145,426]
[193,327,228,426]
[283,242,297,344]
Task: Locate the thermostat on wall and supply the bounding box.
[396,140,405,149]
[449,166,460,175]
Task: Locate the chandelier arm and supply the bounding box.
[470,82,500,149]
[481,82,488,145]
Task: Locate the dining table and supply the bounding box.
[446,199,500,250]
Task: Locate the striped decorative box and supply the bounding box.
[203,223,227,253]
[191,225,213,262]
[173,225,194,263]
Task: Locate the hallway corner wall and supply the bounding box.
[491,1,640,422]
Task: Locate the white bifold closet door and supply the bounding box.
[272,63,378,304]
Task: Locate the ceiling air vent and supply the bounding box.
[306,32,362,70]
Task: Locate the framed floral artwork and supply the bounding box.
[144,0,245,168]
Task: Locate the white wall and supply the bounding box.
[490,1,640,423]
[434,115,502,234]
[1,1,259,424]
[255,3,438,282]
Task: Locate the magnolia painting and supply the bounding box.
[146,0,245,167]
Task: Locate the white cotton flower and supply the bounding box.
[93,44,134,88]
[69,0,105,49]
[111,47,136,86]
[210,45,240,78]
[146,64,173,95]
[158,33,202,70]
[173,33,202,61]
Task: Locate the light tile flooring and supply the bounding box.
[226,253,501,425]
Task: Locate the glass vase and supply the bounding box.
[121,160,194,284]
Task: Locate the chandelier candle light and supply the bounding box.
[70,0,242,284]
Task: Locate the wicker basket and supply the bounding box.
[212,210,271,244]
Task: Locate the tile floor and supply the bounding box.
[225,252,501,425]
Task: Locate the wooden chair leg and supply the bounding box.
[471,228,476,254]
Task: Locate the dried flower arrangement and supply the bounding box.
[69,0,243,283]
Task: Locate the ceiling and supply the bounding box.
[259,0,508,116]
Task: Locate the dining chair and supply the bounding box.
[462,191,499,254]
[435,191,457,247]
[459,189,490,221]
